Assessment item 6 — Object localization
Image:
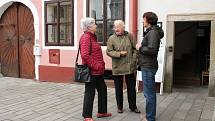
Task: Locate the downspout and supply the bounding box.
[131,0,138,40]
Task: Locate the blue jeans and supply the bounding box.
[141,68,157,121]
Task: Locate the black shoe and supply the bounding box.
[131,108,141,113]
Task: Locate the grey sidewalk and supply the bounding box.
[0,77,214,121]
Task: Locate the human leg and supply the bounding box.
[125,73,138,111]
[96,75,107,113]
[113,75,124,112]
[141,68,157,121]
[82,76,96,118]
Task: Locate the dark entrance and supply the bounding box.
[0,3,35,79]
[173,21,210,86]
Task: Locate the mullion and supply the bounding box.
[71,0,74,45]
[122,0,125,21]
[103,0,107,46]
[45,2,48,44]
[57,1,60,45]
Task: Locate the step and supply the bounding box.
[173,79,201,86]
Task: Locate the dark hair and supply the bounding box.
[143,12,158,25]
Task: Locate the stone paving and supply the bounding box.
[0,77,214,121]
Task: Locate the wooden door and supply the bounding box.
[18,4,35,79]
[0,3,35,79]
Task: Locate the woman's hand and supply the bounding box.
[120,51,127,56]
[136,43,141,50]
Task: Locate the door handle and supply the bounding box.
[168,46,173,52]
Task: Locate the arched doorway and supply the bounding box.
[0,2,35,79]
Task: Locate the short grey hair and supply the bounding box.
[80,17,95,31]
[114,20,125,28]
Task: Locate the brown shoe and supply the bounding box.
[117,109,123,113]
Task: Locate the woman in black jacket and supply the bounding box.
[136,12,164,121]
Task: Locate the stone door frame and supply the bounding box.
[164,13,215,97]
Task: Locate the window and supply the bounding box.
[87,0,125,45]
[45,0,74,46]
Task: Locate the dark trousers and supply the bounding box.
[82,75,107,118]
[113,73,137,110]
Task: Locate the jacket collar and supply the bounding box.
[143,26,154,37]
[114,31,129,37]
[84,31,96,38]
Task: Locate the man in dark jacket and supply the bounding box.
[136,12,164,121]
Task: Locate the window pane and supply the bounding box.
[107,20,115,37]
[47,3,58,23]
[60,2,72,23]
[47,24,58,43]
[60,23,72,44]
[87,0,124,45]
[89,0,103,19]
[107,0,122,19]
[95,21,104,43]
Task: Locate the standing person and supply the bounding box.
[106,20,140,114]
[80,17,112,121]
[136,12,164,121]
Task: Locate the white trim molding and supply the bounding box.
[125,0,129,31]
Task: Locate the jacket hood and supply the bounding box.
[151,25,164,39]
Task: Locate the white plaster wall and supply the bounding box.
[138,0,215,83]
[138,0,215,45]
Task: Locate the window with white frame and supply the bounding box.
[86,0,125,45]
[45,0,74,46]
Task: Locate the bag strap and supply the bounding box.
[75,35,92,63]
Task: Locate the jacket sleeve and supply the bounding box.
[128,33,137,61]
[139,30,160,56]
[80,35,92,68]
[106,38,121,58]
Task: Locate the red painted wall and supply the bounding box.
[39,65,74,83]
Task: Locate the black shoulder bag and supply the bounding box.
[74,37,92,83]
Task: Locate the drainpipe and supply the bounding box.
[131,0,138,40]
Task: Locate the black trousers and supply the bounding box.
[82,75,107,118]
[113,73,137,110]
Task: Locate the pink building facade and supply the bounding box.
[0,0,138,83]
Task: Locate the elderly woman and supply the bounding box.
[106,20,140,114]
[80,17,112,121]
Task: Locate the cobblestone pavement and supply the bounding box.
[0,77,214,121]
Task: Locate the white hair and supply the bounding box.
[114,20,125,28]
[80,17,95,31]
